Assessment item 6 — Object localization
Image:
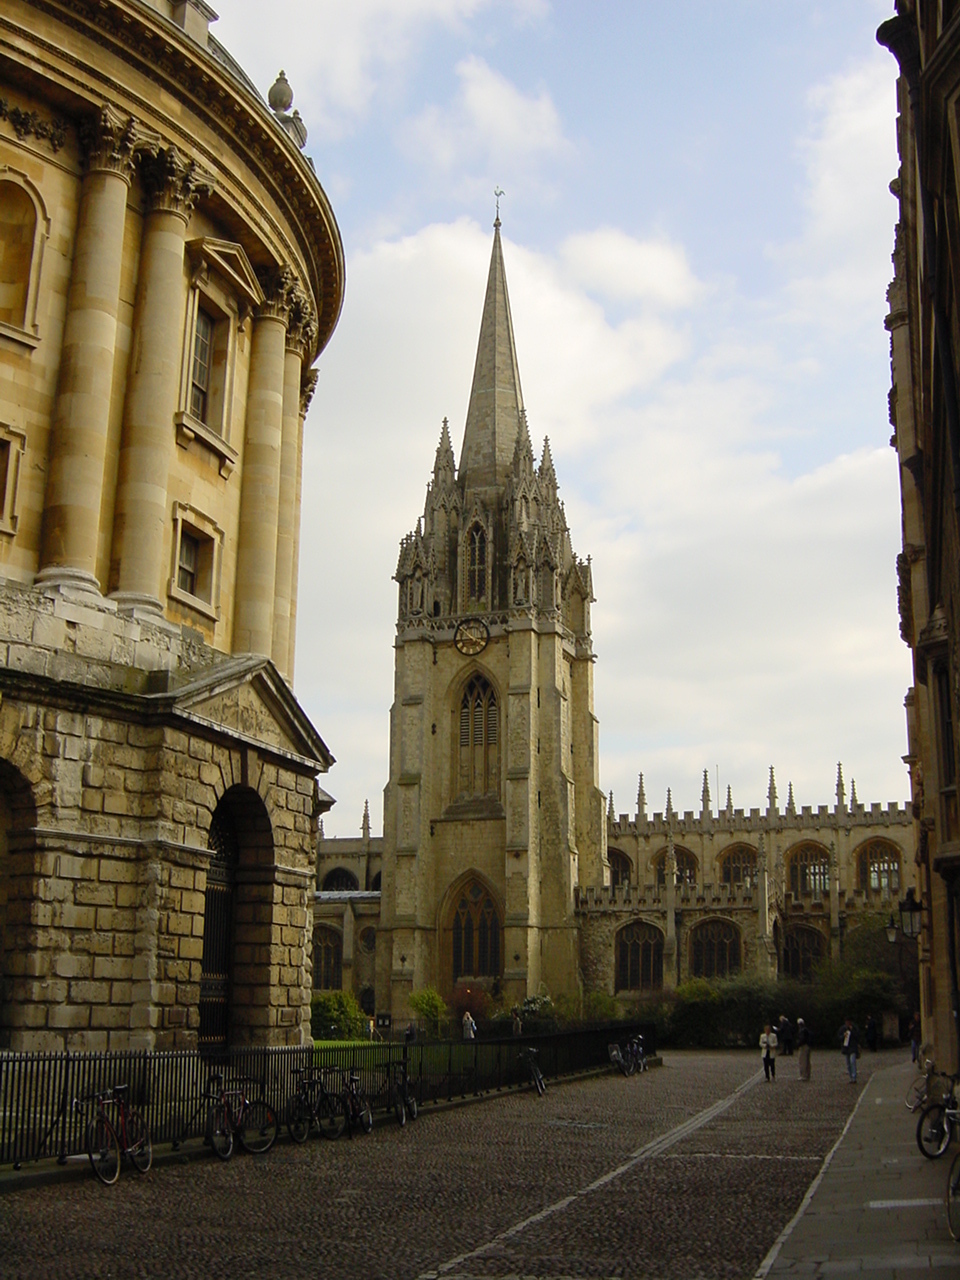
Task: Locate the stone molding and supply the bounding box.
[0,96,68,153]
[299,369,318,418]
[140,146,215,218]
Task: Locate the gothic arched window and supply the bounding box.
[458,674,499,799]
[782,925,824,981]
[719,844,758,890]
[690,919,741,978]
[608,848,632,888]
[788,843,830,897]
[0,182,35,331]
[322,867,359,892]
[653,847,697,889]
[451,880,502,983]
[856,840,900,893]
[314,926,343,990]
[467,523,486,603]
[615,921,663,992]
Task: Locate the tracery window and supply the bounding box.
[782,925,824,982]
[615,922,663,992]
[787,843,831,897]
[608,848,632,889]
[451,880,502,984]
[653,847,697,889]
[857,841,900,894]
[313,926,342,990]
[321,867,359,892]
[720,844,758,890]
[467,523,486,602]
[458,674,499,799]
[690,919,741,979]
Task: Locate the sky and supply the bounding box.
[213,0,911,835]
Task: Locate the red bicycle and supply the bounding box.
[75,1084,152,1185]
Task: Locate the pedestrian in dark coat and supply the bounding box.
[839,1016,860,1083]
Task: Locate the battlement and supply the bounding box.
[609,798,911,842]
[576,881,759,914]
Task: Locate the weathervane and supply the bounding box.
[494,186,504,224]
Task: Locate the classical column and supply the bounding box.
[287,368,317,679]
[111,148,214,613]
[38,106,151,593]
[271,290,315,675]
[233,268,293,656]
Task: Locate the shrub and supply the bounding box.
[408,986,448,1038]
[581,990,623,1026]
[520,993,557,1032]
[311,989,367,1040]
[449,983,496,1025]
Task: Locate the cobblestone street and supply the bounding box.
[0,1050,886,1280]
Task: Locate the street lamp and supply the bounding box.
[886,914,898,944]
[899,887,923,939]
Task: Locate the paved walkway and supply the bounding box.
[758,1058,957,1278]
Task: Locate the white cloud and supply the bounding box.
[560,229,703,309]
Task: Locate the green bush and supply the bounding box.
[520,993,557,1032]
[311,989,367,1040]
[408,985,449,1038]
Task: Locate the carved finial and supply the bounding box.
[269,71,294,113]
[850,778,859,808]
[701,769,711,815]
[836,761,846,809]
[637,772,647,820]
[767,766,777,813]
[786,781,795,813]
[607,789,615,820]
[725,784,733,816]
[318,818,325,840]
[362,799,370,839]
[494,186,504,226]
[666,787,674,819]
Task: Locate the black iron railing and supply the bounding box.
[0,1023,652,1169]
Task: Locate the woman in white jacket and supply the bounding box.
[760,1024,778,1081]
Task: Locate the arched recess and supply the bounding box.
[782,924,826,981]
[653,846,697,889]
[322,867,359,892]
[439,872,503,997]
[786,842,831,898]
[199,785,274,1051]
[0,759,37,1048]
[689,918,741,978]
[855,839,901,894]
[719,844,758,890]
[615,920,663,992]
[608,848,632,889]
[0,170,49,341]
[454,670,500,803]
[370,871,382,892]
[313,925,343,990]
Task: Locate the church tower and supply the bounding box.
[376,219,606,1018]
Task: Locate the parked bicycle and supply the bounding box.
[906,1059,952,1112]
[178,1073,278,1161]
[286,1066,346,1142]
[390,1060,418,1127]
[917,1083,960,1159]
[339,1069,373,1136]
[75,1084,152,1185]
[519,1046,546,1097]
[947,1145,960,1240]
[624,1035,647,1074]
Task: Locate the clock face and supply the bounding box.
[454,618,489,656]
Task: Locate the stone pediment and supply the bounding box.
[169,655,333,768]
[186,237,264,311]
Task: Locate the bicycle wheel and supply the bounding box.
[394,1096,406,1127]
[358,1099,373,1134]
[86,1116,120,1185]
[624,1052,636,1077]
[239,1099,278,1154]
[918,1104,951,1159]
[906,1075,928,1112]
[404,1091,418,1121]
[125,1107,153,1174]
[948,1150,960,1241]
[288,1093,311,1144]
[534,1067,546,1097]
[210,1105,233,1161]
[317,1093,346,1140]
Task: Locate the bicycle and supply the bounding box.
[390,1060,418,1127]
[947,1147,960,1240]
[201,1073,278,1161]
[519,1046,546,1097]
[339,1069,373,1136]
[75,1084,152,1185]
[917,1087,960,1159]
[624,1034,647,1074]
[906,1059,952,1112]
[286,1066,347,1142]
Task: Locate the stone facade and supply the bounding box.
[879,7,960,1073]
[0,1,343,1049]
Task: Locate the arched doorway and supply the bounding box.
[0,760,37,1049]
[199,802,239,1051]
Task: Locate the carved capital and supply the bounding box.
[286,286,318,359]
[299,368,319,418]
[255,264,298,324]
[140,146,215,219]
[78,104,145,179]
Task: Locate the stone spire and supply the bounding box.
[725,784,733,817]
[836,762,846,811]
[607,789,615,820]
[362,799,370,840]
[701,769,711,815]
[786,781,796,815]
[458,219,524,490]
[767,766,778,814]
[850,778,859,808]
[665,787,674,820]
[637,772,647,821]
[433,417,456,486]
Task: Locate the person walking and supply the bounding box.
[910,1012,922,1063]
[779,1015,794,1056]
[839,1015,860,1083]
[796,1017,812,1080]
[760,1023,778,1081]
[462,1009,477,1041]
